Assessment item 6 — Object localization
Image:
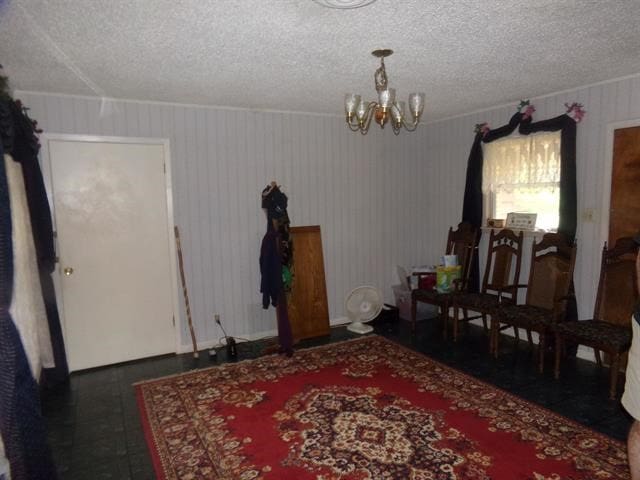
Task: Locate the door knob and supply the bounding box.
[63,267,74,276]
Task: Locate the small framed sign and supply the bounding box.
[505,212,537,231]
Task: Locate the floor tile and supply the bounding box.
[42,320,633,478]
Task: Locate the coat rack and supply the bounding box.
[260,181,294,356]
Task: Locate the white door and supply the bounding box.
[47,138,176,371]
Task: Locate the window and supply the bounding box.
[482,131,561,231]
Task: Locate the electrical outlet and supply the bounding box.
[214,314,220,324]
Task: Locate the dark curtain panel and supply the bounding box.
[6,100,69,386]
[461,134,484,291]
[519,115,577,241]
[0,134,58,480]
[462,112,524,291]
[461,110,578,320]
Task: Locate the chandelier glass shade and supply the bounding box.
[345,49,425,135]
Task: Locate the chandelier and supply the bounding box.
[345,49,425,135]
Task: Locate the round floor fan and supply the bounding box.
[345,286,383,334]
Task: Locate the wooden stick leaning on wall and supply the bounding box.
[174,226,199,358]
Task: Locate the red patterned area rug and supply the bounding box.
[135,336,629,480]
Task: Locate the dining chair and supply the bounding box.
[554,237,638,398]
[451,228,524,344]
[491,233,577,373]
[411,222,478,336]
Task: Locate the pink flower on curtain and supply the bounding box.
[564,102,586,122]
[474,122,490,137]
[522,105,536,120]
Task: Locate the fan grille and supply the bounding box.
[345,286,383,322]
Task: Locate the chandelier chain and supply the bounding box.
[374,58,388,93]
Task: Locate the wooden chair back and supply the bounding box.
[445,222,478,292]
[482,228,524,301]
[594,237,639,326]
[526,233,577,313]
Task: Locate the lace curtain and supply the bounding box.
[482,131,561,194]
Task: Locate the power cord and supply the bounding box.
[211,314,278,359]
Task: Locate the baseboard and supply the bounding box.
[179,316,600,364]
[330,316,351,326]
[177,316,353,354]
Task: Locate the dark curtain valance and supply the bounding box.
[462,110,578,292]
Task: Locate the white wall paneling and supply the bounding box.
[392,74,640,321]
[21,92,429,351]
[19,73,640,351]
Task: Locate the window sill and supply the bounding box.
[480,226,551,239]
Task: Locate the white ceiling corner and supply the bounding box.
[1,0,640,121]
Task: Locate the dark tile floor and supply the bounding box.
[42,317,633,479]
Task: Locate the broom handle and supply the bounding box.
[174,226,199,358]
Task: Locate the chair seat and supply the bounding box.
[412,288,450,305]
[453,292,502,311]
[499,304,554,331]
[555,320,631,351]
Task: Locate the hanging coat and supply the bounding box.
[259,184,293,355]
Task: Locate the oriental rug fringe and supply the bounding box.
[135,335,629,480]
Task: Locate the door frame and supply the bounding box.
[40,134,182,356]
[600,118,640,248]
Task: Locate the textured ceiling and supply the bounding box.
[1,0,640,121]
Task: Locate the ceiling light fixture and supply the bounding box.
[345,49,425,135]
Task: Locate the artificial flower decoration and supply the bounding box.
[517,99,536,120]
[14,101,42,133]
[474,122,490,137]
[564,102,586,122]
[522,104,536,120]
[524,106,535,120]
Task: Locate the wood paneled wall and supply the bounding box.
[388,74,640,320]
[19,73,640,350]
[18,92,432,350]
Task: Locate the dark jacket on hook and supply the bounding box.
[260,226,281,309]
[260,184,292,308]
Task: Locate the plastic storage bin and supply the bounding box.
[392,284,438,321]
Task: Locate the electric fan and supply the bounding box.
[345,286,383,334]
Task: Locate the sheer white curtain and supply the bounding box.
[482,132,561,231]
[482,132,561,194]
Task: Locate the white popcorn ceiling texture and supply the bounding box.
[1,0,640,120]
